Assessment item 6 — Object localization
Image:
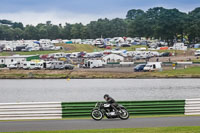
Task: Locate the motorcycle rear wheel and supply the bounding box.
[91,110,103,121]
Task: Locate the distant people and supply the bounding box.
[156,58,159,62]
[168,58,171,62]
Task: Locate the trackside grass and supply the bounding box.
[1,66,200,79]
[4,126,200,133]
[153,66,200,78]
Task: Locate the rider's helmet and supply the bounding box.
[104,94,109,99]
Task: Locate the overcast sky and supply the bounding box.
[0,0,199,25]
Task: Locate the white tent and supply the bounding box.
[102,54,124,63]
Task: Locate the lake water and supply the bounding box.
[0,79,200,103]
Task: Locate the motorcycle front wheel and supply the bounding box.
[119,109,129,120]
[91,110,103,121]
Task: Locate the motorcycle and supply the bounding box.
[91,102,129,121]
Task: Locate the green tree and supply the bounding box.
[146,7,187,45]
[110,18,127,37]
[24,25,39,40]
[185,7,200,43]
[126,9,145,20]
[12,22,24,30]
[71,23,84,39]
[0,25,14,40]
[13,28,24,40]
[48,25,60,39]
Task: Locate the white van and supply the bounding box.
[195,50,200,56]
[143,62,162,71]
[84,60,104,68]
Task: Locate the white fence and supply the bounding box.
[0,102,62,120]
[185,98,200,115]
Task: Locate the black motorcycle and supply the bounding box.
[91,102,129,121]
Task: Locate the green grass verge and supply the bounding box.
[4,126,200,133]
[0,50,63,56]
[0,45,191,57]
[1,66,200,79]
[154,66,200,77]
[114,45,148,51]
[65,44,102,52]
[0,44,150,56]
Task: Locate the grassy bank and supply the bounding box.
[4,126,200,133]
[0,44,101,56]
[0,50,62,56]
[0,67,200,79]
[0,44,186,56]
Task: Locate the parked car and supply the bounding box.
[8,63,18,69]
[21,47,32,52]
[64,64,74,70]
[140,54,150,59]
[70,52,80,58]
[103,50,112,55]
[98,45,106,48]
[94,53,103,58]
[83,53,95,58]
[160,52,171,57]
[121,43,131,47]
[134,64,146,72]
[133,55,141,60]
[106,46,111,49]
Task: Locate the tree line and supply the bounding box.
[0,7,200,45]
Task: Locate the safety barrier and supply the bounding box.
[0,99,199,120]
[185,98,200,115]
[0,102,62,120]
[61,100,185,118]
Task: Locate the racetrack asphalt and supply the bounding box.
[0,116,200,132]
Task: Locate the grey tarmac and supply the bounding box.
[0,116,200,132]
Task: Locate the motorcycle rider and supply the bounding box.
[104,94,119,113]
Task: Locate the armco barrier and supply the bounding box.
[0,99,198,120]
[185,98,200,115]
[62,100,185,118]
[0,102,62,120]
